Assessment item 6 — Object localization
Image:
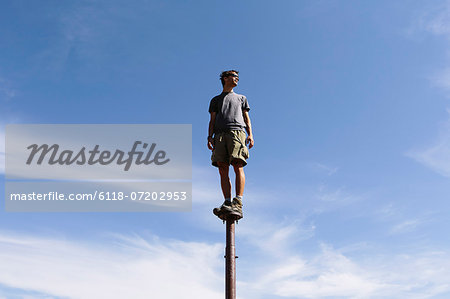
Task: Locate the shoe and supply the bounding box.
[213,200,233,217]
[231,197,243,218]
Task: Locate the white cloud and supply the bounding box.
[312,162,338,176]
[235,209,450,298]
[389,219,423,234]
[431,68,450,90]
[375,202,397,219]
[409,1,450,92]
[250,244,381,298]
[242,243,450,299]
[0,77,16,101]
[407,2,450,176]
[315,184,359,204]
[308,184,365,217]
[417,1,450,36]
[374,203,431,235]
[239,217,315,258]
[0,231,223,299]
[1,222,450,299]
[407,110,450,177]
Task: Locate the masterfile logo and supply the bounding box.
[4,124,192,212]
[6,124,191,180]
[26,141,170,171]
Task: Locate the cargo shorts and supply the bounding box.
[211,130,249,167]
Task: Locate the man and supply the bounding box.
[207,70,254,219]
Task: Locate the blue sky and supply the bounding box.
[2,0,450,298]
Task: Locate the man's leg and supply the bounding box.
[232,161,245,197]
[229,160,245,218]
[217,161,232,199]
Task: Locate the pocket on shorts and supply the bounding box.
[241,145,249,159]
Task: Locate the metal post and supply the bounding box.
[225,218,236,299]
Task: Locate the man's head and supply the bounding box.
[220,70,239,87]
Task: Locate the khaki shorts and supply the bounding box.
[211,130,249,167]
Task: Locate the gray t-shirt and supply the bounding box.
[209,92,250,133]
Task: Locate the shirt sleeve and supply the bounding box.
[209,98,218,113]
[242,96,250,111]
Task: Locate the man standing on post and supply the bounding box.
[208,70,254,219]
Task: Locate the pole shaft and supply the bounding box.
[225,219,236,299]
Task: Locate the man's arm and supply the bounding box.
[243,110,254,149]
[207,112,216,150]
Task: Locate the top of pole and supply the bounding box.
[214,209,242,223]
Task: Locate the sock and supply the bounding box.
[225,198,231,202]
[236,195,243,201]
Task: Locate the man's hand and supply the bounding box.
[207,136,214,150]
[208,112,216,151]
[246,135,254,149]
